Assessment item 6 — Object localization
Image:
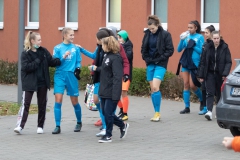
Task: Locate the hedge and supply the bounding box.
[0,59,199,101]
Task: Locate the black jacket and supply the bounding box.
[99,52,123,101]
[21,47,61,91]
[92,45,104,84]
[92,44,130,83]
[141,26,174,69]
[121,38,133,81]
[198,39,212,71]
[198,39,232,79]
[202,39,212,50]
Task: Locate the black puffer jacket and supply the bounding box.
[198,39,232,79]
[21,47,61,91]
[99,52,123,101]
[121,38,133,81]
[141,26,174,69]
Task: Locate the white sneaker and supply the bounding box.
[37,127,44,134]
[205,111,212,121]
[14,126,22,134]
[96,129,106,137]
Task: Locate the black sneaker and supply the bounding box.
[120,123,129,138]
[117,109,123,117]
[180,108,190,114]
[74,123,82,132]
[98,136,112,143]
[52,126,61,134]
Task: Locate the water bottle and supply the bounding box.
[180,31,190,40]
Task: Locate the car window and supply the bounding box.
[233,65,240,73]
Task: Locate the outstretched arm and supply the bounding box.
[76,45,97,60]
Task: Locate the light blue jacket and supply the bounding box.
[177,33,204,67]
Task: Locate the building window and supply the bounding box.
[26,0,39,29]
[201,0,219,30]
[151,0,168,30]
[65,0,78,29]
[0,0,4,28]
[106,0,121,29]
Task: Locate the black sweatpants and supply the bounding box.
[201,80,207,107]
[16,86,48,129]
[206,72,223,112]
[101,98,124,137]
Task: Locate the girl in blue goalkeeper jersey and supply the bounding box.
[177,20,204,114]
[52,27,82,134]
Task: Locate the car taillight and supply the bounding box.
[221,78,227,92]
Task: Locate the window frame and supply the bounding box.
[0,0,3,29]
[151,0,168,30]
[106,0,121,30]
[65,0,78,29]
[26,0,39,29]
[201,0,219,31]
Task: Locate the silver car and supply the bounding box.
[216,63,240,136]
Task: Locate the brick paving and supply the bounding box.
[0,84,239,160]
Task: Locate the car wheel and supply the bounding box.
[230,127,240,136]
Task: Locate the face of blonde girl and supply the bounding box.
[31,35,41,48]
[102,43,108,52]
[148,24,158,34]
[188,23,197,34]
[204,29,211,40]
[117,35,124,44]
[64,30,74,43]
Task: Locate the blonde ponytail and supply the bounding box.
[101,36,120,53]
[24,31,40,51]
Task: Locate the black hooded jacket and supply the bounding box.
[99,52,123,101]
[141,26,174,69]
[21,47,61,91]
[198,39,232,79]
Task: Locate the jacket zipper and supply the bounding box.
[214,48,217,73]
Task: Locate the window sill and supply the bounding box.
[0,22,3,29]
[25,26,39,30]
[201,23,219,31]
[106,23,121,31]
[58,27,78,31]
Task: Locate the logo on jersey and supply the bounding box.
[105,58,110,65]
[71,48,76,53]
[63,48,76,60]
[193,38,198,43]
[64,54,73,60]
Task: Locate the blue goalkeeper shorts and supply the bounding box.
[146,64,166,81]
[54,70,79,96]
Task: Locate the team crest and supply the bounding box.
[105,58,110,65]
